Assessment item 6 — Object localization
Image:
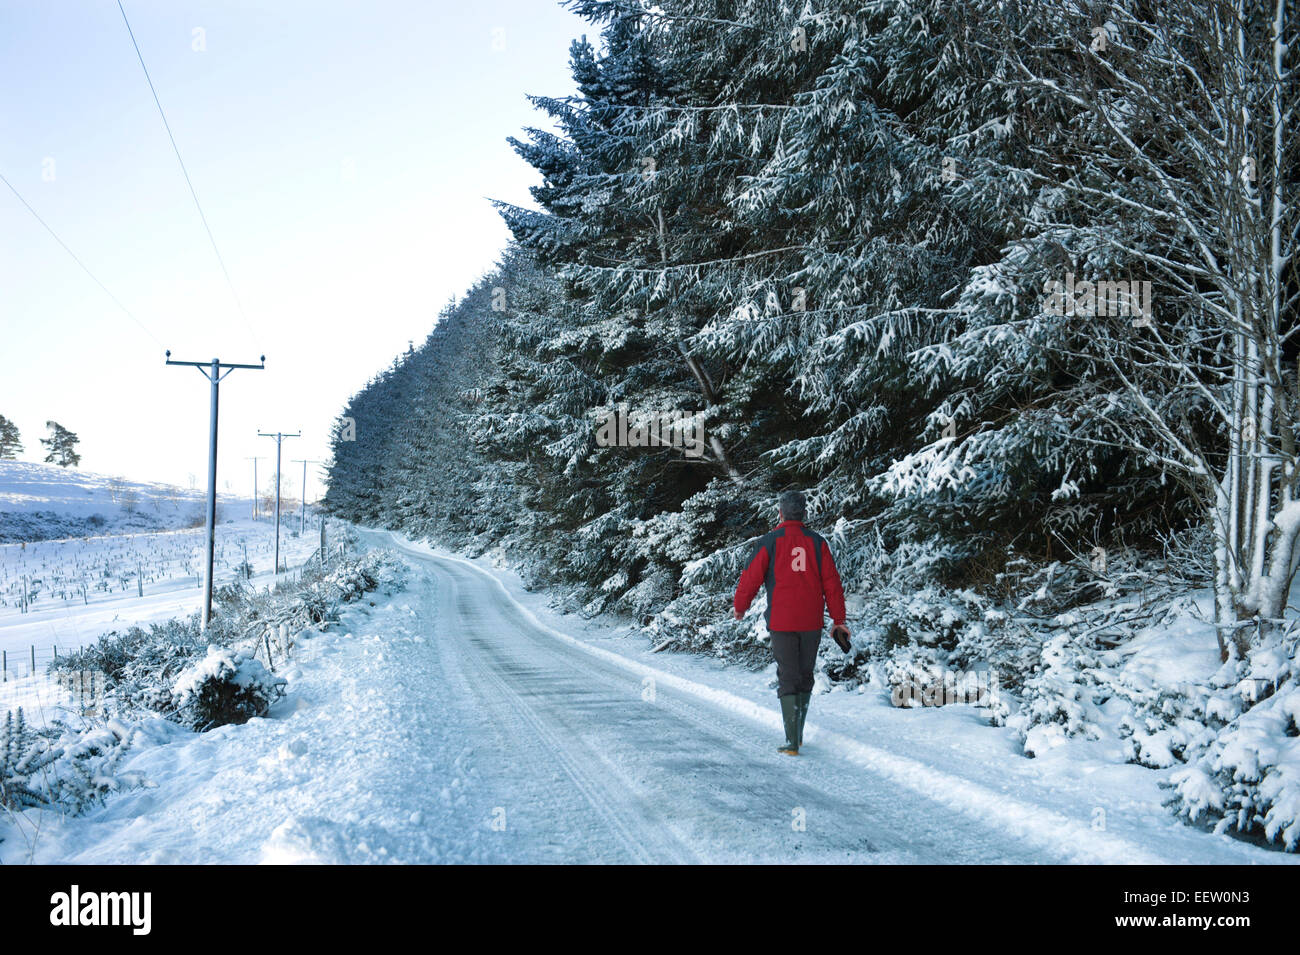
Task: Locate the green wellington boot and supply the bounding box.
[795,692,811,748]
[778,694,800,755]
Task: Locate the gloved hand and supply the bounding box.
[831,624,852,653]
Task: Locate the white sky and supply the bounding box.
[1,0,586,499]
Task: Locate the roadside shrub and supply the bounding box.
[1167,627,1300,852]
[169,646,286,731]
[1,709,147,814]
[0,709,59,810]
[995,632,1104,757]
[51,548,405,731]
[53,617,205,713]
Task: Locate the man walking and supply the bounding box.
[733,490,849,755]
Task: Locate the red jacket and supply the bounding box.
[733,520,846,631]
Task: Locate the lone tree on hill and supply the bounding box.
[41,420,81,468]
[0,415,22,459]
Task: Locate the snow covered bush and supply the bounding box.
[1168,628,1300,851]
[52,719,153,813]
[1,709,148,815]
[0,709,59,810]
[214,548,405,635]
[869,586,975,653]
[283,549,405,621]
[321,549,404,603]
[613,570,676,620]
[1115,676,1217,769]
[974,546,1201,756]
[169,646,287,732]
[997,633,1104,757]
[814,535,1024,691]
[883,647,949,708]
[52,616,205,714]
[643,588,771,667]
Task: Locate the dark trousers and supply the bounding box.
[771,629,821,697]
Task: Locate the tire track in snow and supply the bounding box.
[424,559,700,863]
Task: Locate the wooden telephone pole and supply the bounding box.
[166,352,265,630]
[292,459,323,535]
[258,430,300,575]
[246,456,265,520]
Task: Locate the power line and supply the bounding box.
[0,169,164,347]
[116,0,260,350]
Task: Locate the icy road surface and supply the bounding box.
[8,530,1292,864]
[393,541,1046,863]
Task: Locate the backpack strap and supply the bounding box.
[808,529,824,576]
[762,528,785,595]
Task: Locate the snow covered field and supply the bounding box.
[5,528,1296,864]
[0,518,320,720]
[0,460,251,543]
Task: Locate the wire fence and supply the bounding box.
[0,661,113,728]
[0,646,95,721]
[1,643,63,681]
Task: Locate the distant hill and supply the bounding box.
[0,461,249,542]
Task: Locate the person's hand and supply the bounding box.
[830,624,852,653]
[733,608,744,621]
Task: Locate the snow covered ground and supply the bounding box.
[5,528,1297,864]
[0,460,251,542]
[0,517,321,721]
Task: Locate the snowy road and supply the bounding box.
[381,536,1064,863]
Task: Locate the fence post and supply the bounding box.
[2,649,6,681]
[30,645,36,677]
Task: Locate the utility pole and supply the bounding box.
[166,352,265,630]
[292,459,322,535]
[258,430,299,575]
[246,456,265,520]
